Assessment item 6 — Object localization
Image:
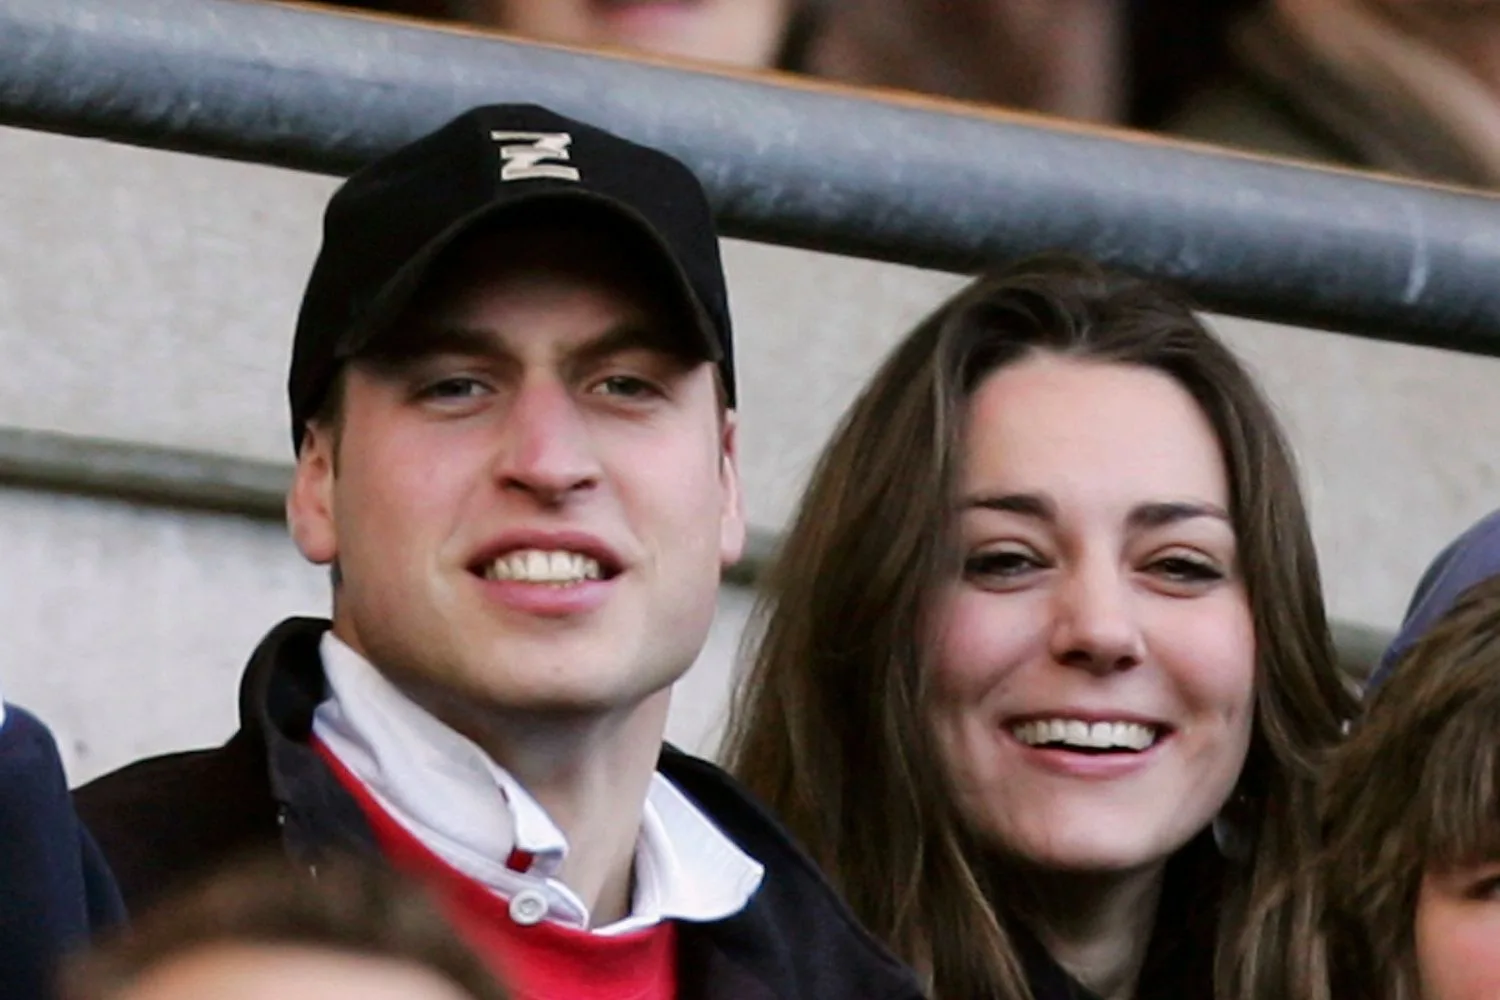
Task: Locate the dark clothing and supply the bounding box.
[76,618,924,1000]
[1,706,125,1000]
[1368,507,1500,692]
[1015,832,1223,1000]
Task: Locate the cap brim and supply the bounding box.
[337,189,722,371]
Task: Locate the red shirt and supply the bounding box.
[317,739,678,1000]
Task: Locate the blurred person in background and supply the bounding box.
[1172,0,1500,187]
[63,857,510,1000]
[725,257,1354,1000]
[0,688,123,1000]
[807,0,1255,128]
[328,0,818,70]
[1319,573,1500,1000]
[326,0,1247,129]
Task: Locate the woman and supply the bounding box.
[1320,541,1500,1000]
[724,256,1354,999]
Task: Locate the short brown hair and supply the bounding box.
[63,854,508,1000]
[1320,574,1500,1000]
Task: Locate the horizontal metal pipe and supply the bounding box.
[3,0,1500,353]
[0,427,1393,675]
[0,428,291,519]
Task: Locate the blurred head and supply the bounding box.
[287,205,743,721]
[726,256,1353,998]
[98,947,475,1000]
[447,0,796,68]
[1322,574,1500,1000]
[65,857,508,1000]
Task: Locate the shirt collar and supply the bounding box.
[311,632,762,933]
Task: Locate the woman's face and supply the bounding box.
[1415,862,1500,1000]
[927,354,1256,874]
[458,0,793,69]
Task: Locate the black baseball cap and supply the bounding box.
[288,104,735,450]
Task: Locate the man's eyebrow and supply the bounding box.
[361,321,697,373]
[566,322,695,368]
[358,324,505,371]
[1126,501,1231,530]
[960,492,1056,521]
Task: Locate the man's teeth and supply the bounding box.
[1010,719,1159,752]
[484,549,603,585]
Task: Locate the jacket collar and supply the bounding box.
[235,617,924,1000]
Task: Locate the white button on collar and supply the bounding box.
[509,889,548,926]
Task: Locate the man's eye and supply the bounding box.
[420,377,489,400]
[591,375,658,398]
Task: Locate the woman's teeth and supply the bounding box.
[1010,718,1159,752]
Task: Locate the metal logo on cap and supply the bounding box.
[489,130,581,182]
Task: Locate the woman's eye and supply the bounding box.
[964,550,1043,580]
[1464,873,1500,901]
[1147,555,1224,583]
[591,374,659,399]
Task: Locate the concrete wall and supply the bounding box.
[2,124,1497,784]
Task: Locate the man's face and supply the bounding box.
[288,222,744,719]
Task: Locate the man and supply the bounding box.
[0,693,124,1000]
[75,105,920,1000]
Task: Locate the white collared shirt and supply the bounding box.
[311,633,763,935]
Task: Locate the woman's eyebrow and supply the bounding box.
[960,492,1056,522]
[1127,501,1231,530]
[957,495,1229,530]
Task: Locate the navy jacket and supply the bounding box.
[1368,507,1500,692]
[0,706,124,1000]
[76,618,923,1000]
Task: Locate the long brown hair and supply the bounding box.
[723,255,1355,1000]
[1321,574,1500,1000]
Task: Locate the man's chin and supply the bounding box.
[446,661,677,717]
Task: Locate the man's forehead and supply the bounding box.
[378,234,703,365]
[383,318,688,365]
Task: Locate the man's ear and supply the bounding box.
[718,411,747,567]
[286,423,339,566]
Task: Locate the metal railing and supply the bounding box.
[3,0,1500,354]
[5,0,1477,669]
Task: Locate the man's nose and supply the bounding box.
[490,376,602,504]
